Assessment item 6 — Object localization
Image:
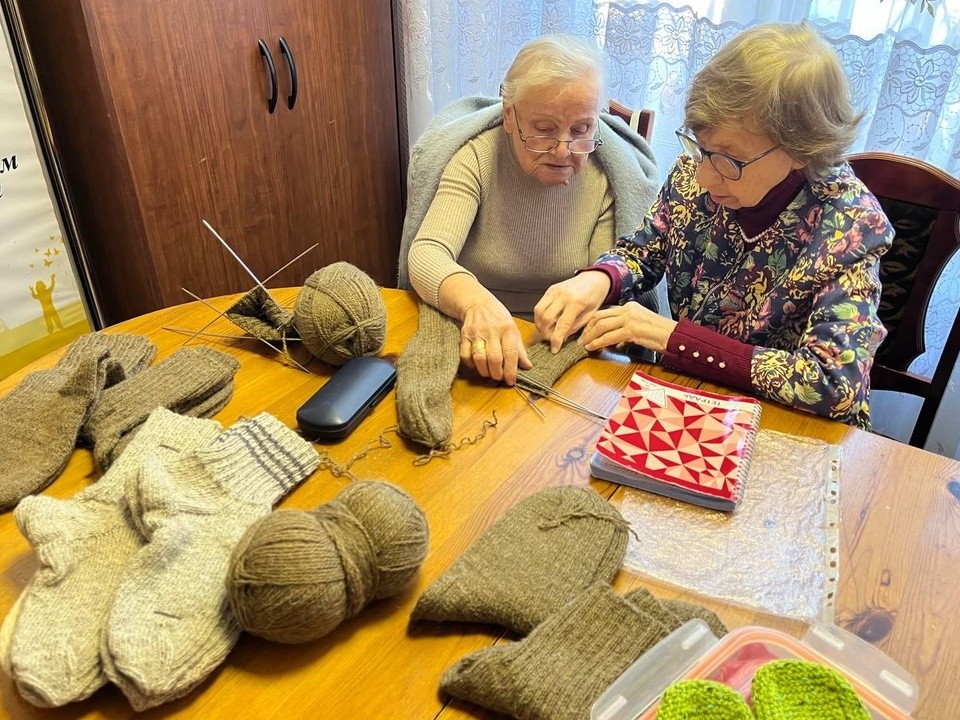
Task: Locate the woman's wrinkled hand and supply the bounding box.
[459,298,532,385]
[534,271,611,352]
[578,301,677,353]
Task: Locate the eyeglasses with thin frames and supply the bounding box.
[513,107,602,155]
[675,128,777,180]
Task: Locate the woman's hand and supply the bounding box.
[534,271,611,352]
[438,273,531,385]
[579,301,677,353]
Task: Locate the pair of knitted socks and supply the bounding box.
[396,303,589,449]
[0,333,242,511]
[658,660,870,719]
[0,408,320,710]
[410,486,727,720]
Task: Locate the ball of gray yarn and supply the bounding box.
[294,262,387,366]
[227,480,428,643]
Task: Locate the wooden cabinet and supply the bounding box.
[15,0,402,324]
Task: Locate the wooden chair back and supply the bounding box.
[607,99,655,142]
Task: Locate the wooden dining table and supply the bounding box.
[0,287,957,720]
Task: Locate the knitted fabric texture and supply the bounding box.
[294,262,386,365]
[0,333,156,511]
[0,409,221,708]
[657,680,753,720]
[752,659,870,719]
[439,583,684,720]
[224,286,295,341]
[101,413,319,710]
[411,486,628,635]
[82,346,240,470]
[396,303,461,449]
[227,480,429,643]
[516,339,589,394]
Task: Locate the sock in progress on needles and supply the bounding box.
[516,339,589,393]
[0,333,156,511]
[411,486,629,635]
[82,346,240,470]
[396,303,461,449]
[0,409,221,708]
[101,412,319,710]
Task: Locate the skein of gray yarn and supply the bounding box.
[294,262,387,366]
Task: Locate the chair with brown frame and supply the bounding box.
[848,151,960,448]
[607,99,655,142]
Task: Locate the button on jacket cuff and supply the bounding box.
[577,264,620,306]
[663,319,754,392]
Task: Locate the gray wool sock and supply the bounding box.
[516,339,589,394]
[411,486,628,635]
[0,409,221,708]
[82,346,240,470]
[101,413,319,710]
[0,333,156,511]
[439,583,683,720]
[396,303,461,449]
[224,286,295,341]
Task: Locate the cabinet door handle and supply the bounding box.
[258,39,278,114]
[279,37,298,110]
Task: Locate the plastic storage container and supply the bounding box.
[591,620,918,720]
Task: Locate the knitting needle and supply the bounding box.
[180,241,317,348]
[514,384,546,419]
[202,219,271,295]
[163,326,302,341]
[516,375,607,420]
[181,287,313,374]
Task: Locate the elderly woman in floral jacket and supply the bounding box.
[535,21,892,429]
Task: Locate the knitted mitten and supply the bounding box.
[396,303,461,449]
[516,339,589,393]
[224,286,295,341]
[0,409,221,707]
[753,659,870,719]
[101,413,319,710]
[411,487,628,635]
[657,680,753,720]
[0,333,156,510]
[439,583,681,720]
[82,346,240,470]
[660,598,729,640]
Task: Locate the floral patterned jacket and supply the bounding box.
[599,156,893,429]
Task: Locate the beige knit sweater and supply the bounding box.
[408,126,613,315]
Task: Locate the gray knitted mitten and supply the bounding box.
[411,487,628,635]
[440,584,683,720]
[396,303,461,449]
[0,333,156,510]
[517,339,589,394]
[82,346,240,470]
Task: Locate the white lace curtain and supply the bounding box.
[392,0,960,457]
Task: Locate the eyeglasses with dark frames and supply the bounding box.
[675,128,778,180]
[514,107,602,155]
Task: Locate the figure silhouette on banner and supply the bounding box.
[29,274,63,334]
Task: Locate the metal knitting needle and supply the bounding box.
[202,219,271,295]
[514,384,546,419]
[516,375,607,420]
[163,326,302,341]
[181,287,312,374]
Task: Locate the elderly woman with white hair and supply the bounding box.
[399,34,659,385]
[536,22,893,428]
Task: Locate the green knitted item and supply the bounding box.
[0,333,156,511]
[395,303,461,449]
[412,487,629,635]
[224,286,295,341]
[657,680,753,720]
[439,584,681,720]
[752,660,870,720]
[516,339,588,393]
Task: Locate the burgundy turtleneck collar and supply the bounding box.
[735,169,806,238]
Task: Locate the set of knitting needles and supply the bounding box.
[166,219,605,420]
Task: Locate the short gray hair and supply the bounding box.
[685,22,862,175]
[501,35,604,110]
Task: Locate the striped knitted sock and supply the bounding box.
[0,333,156,511]
[0,409,221,707]
[101,413,319,710]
